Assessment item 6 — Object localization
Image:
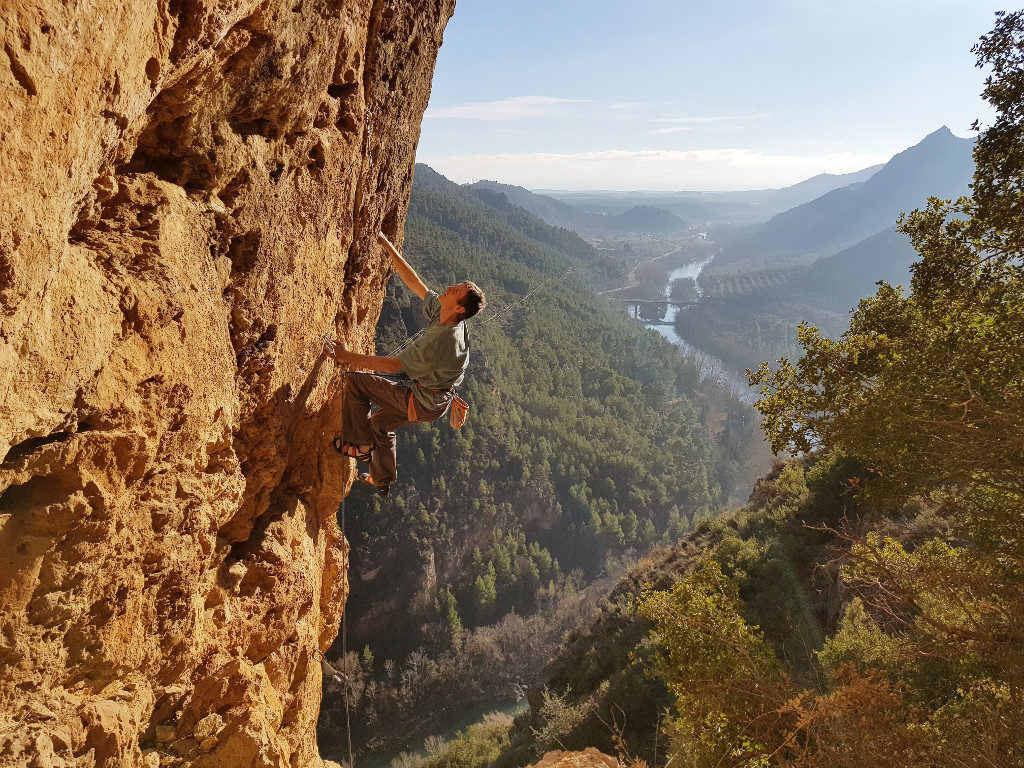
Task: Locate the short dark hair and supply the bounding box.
[458,281,486,319]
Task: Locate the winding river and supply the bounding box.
[633,256,755,403]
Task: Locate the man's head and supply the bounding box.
[440,281,486,321]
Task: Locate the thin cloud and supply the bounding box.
[426,96,590,121]
[607,101,654,111]
[650,112,772,124]
[596,104,772,125]
[649,126,693,135]
[418,147,891,191]
[426,99,772,129]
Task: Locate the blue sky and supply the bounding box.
[415,0,1007,190]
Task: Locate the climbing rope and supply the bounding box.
[340,489,353,768]
[313,496,355,767]
[310,263,572,768]
[311,369,355,768]
[381,323,428,359]
[475,267,572,329]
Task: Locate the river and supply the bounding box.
[629,256,754,403]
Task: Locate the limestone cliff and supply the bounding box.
[529,750,619,768]
[0,0,454,765]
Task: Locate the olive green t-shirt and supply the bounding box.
[397,290,469,412]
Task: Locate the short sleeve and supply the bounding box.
[397,337,431,381]
[422,290,441,323]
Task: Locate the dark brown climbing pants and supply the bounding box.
[342,373,447,485]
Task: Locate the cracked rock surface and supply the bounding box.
[0,0,454,765]
[529,750,619,768]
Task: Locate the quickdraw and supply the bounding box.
[312,647,346,685]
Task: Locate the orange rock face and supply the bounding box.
[529,749,620,768]
[0,0,454,765]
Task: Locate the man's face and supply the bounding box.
[439,283,470,318]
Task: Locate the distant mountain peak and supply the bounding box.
[604,204,687,233]
[917,124,968,145]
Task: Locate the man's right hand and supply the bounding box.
[322,338,343,363]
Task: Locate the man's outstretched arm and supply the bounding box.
[378,231,428,299]
[322,339,403,373]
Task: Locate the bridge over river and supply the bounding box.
[615,297,698,322]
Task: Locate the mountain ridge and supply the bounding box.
[470,164,885,232]
[710,126,975,273]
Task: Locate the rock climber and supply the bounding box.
[323,231,485,495]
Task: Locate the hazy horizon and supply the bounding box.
[469,163,885,195]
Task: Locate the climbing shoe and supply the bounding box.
[334,438,372,463]
[358,472,389,497]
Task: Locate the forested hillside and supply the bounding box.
[483,453,872,768]
[318,166,767,761]
[673,289,842,375]
[467,179,596,232]
[601,205,687,233]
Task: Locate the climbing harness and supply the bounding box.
[403,317,472,426]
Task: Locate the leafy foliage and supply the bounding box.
[486,455,861,768]
[638,560,789,768]
[392,713,515,768]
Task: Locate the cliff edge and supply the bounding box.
[0,0,454,765]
